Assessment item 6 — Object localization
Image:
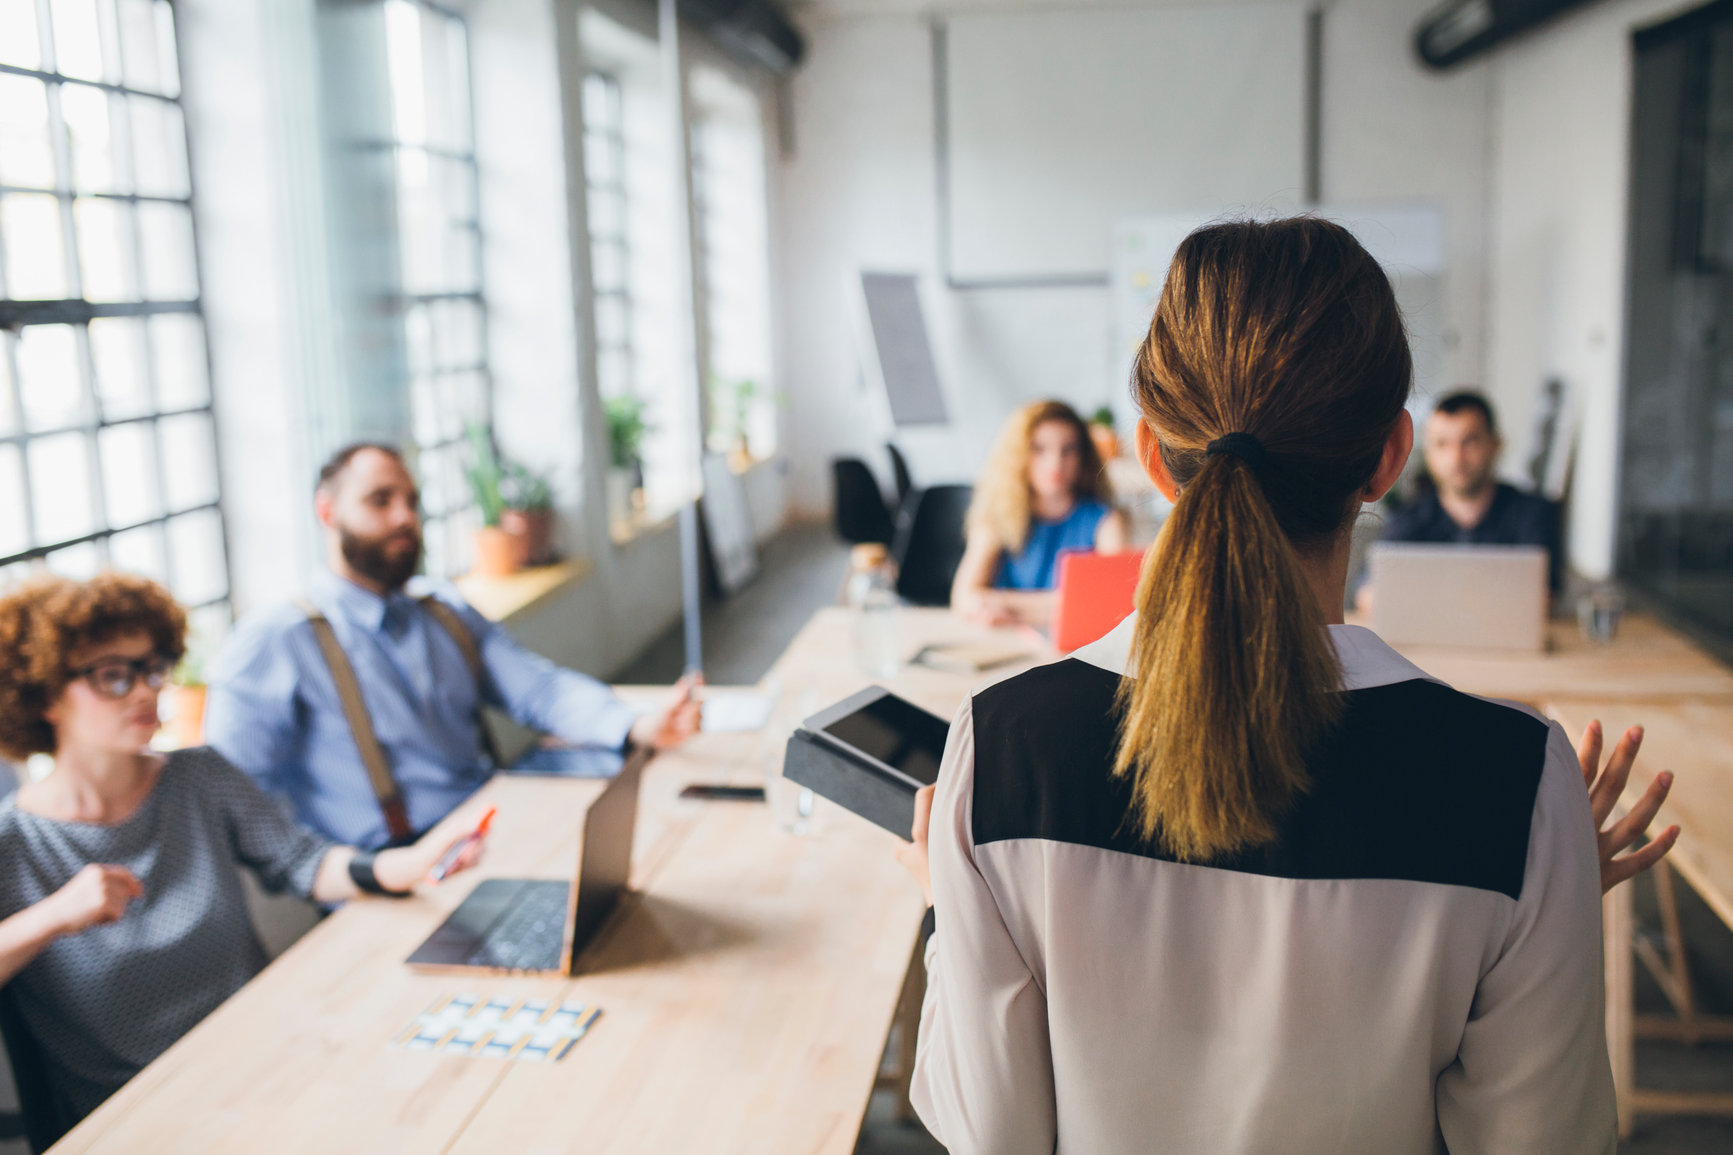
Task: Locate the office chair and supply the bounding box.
[885,443,914,509]
[832,458,896,545]
[891,484,972,605]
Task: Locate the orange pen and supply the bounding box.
[427,806,495,883]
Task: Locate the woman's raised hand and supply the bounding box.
[1579,720,1680,894]
[44,863,144,936]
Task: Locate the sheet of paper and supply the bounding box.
[701,692,775,733]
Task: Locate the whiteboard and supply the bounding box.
[945,5,1307,282]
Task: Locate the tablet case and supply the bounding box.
[783,728,921,838]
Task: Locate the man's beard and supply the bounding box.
[1440,470,1496,502]
[340,525,422,590]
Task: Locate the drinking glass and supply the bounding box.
[1577,588,1624,646]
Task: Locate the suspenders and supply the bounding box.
[296,595,501,843]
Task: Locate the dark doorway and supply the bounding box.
[1623,0,1733,645]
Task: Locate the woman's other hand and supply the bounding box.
[1578,720,1680,894]
[630,672,705,751]
[44,863,143,935]
[375,803,493,892]
[895,784,936,906]
[957,591,1017,628]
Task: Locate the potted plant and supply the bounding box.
[161,647,208,750]
[1088,405,1121,461]
[604,395,650,530]
[500,464,556,567]
[708,376,770,470]
[465,423,526,577]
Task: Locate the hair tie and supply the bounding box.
[1206,432,1266,469]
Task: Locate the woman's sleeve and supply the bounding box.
[196,750,333,899]
[1434,721,1617,1153]
[909,696,1057,1155]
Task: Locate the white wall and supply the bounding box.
[776,0,1708,583]
[774,0,1499,517]
[1320,0,1493,399]
[1484,0,1701,580]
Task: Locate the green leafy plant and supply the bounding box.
[464,423,506,527]
[500,463,553,512]
[709,376,777,453]
[604,395,651,471]
[1089,406,1116,428]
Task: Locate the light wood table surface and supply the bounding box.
[1373,612,1733,705]
[1544,697,1733,1137]
[49,607,1045,1155]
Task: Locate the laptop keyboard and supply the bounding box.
[466,880,569,971]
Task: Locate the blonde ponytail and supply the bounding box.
[1114,452,1342,859]
[1115,217,1412,861]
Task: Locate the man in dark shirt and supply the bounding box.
[1356,391,1561,614]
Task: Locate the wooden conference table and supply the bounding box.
[51,607,1038,1155]
[46,607,1733,1150]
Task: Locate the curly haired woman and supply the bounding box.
[0,572,488,1148]
[951,400,1128,628]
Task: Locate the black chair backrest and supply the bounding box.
[892,484,973,605]
[0,984,76,1153]
[832,458,896,545]
[885,443,914,506]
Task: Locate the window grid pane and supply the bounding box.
[389,0,490,578]
[583,71,632,402]
[690,68,775,460]
[0,0,229,615]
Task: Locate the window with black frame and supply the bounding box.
[0,0,229,636]
[383,0,490,579]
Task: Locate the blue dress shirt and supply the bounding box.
[203,570,639,849]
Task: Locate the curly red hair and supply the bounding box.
[0,572,187,759]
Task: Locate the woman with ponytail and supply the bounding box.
[894,218,1674,1154]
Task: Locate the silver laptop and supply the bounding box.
[1369,543,1549,653]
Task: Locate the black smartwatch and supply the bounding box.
[348,849,411,898]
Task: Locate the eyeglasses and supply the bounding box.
[69,654,175,700]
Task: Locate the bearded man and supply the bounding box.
[205,443,698,849]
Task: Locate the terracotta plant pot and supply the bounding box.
[1090,423,1121,461]
[473,525,526,577]
[501,508,555,567]
[161,684,206,749]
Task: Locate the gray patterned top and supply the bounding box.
[0,747,331,1121]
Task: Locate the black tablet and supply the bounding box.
[783,687,950,835]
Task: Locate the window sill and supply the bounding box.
[454,558,593,623]
[610,502,682,548]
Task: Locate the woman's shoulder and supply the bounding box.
[159,745,252,792]
[964,659,1128,845]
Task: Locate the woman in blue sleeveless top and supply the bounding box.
[951,400,1127,627]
